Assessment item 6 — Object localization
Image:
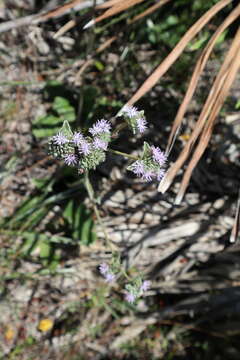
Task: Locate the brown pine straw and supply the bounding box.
[92,0,145,25]
[126,0,233,106]
[97,0,125,9]
[166,3,240,155]
[230,189,240,243]
[75,1,171,79]
[129,0,172,24]
[39,0,86,20]
[54,0,171,39]
[162,27,240,204]
[159,25,240,197]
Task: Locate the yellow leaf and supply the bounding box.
[38,319,53,332]
[5,327,14,341]
[179,134,191,141]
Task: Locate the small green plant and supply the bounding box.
[47,105,167,303]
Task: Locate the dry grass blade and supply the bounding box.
[175,28,240,204]
[230,190,240,243]
[126,0,233,105]
[84,0,145,28]
[97,0,124,9]
[166,3,240,154]
[159,26,240,196]
[75,36,116,81]
[53,0,123,38]
[53,19,76,39]
[56,0,171,38]
[0,0,94,33]
[129,0,172,23]
[75,1,172,78]
[39,0,85,20]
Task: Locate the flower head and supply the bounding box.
[141,170,154,182]
[99,263,115,283]
[125,291,136,304]
[79,139,91,156]
[151,146,167,166]
[122,105,138,118]
[72,132,83,145]
[131,160,145,177]
[99,263,109,275]
[105,273,116,283]
[140,280,151,292]
[89,119,111,136]
[64,154,77,166]
[93,137,108,150]
[157,168,165,181]
[52,133,68,146]
[136,117,147,133]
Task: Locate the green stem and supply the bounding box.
[84,172,114,252]
[120,267,131,281]
[112,122,128,137]
[108,149,138,161]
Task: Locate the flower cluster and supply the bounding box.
[125,280,151,304]
[99,263,116,283]
[99,262,151,303]
[48,109,168,184]
[49,119,112,173]
[119,105,148,134]
[128,142,167,182]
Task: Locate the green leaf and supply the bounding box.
[33,115,61,126]
[80,216,94,246]
[188,31,209,51]
[59,120,73,138]
[31,177,52,190]
[94,60,105,71]
[32,127,58,138]
[63,200,96,245]
[39,241,51,259]
[235,100,240,109]
[53,97,76,122]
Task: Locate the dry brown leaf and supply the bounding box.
[166,3,240,154]
[126,0,233,105]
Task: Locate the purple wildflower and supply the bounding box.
[151,146,167,166]
[89,119,111,136]
[72,132,83,145]
[157,169,165,181]
[105,273,116,283]
[125,292,136,304]
[136,117,147,133]
[93,137,108,150]
[64,154,77,166]
[131,160,145,177]
[140,280,151,292]
[79,139,91,156]
[52,133,68,145]
[99,263,109,275]
[122,105,138,118]
[142,170,154,182]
